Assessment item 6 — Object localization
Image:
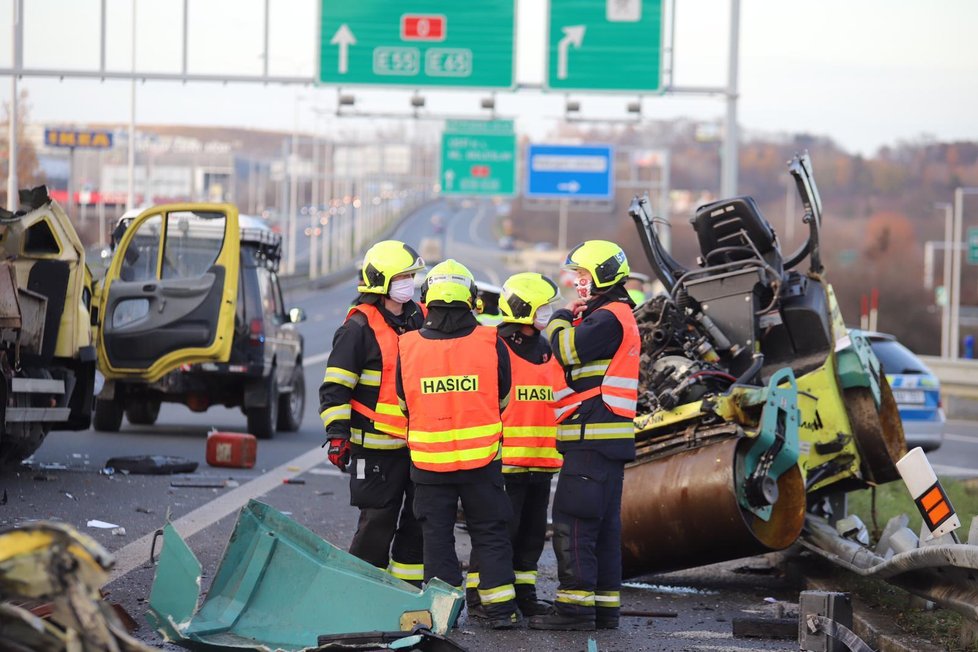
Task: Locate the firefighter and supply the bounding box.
[395,259,519,630]
[529,240,639,632]
[466,272,563,619]
[320,240,426,585]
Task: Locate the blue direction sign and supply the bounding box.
[525,144,614,199]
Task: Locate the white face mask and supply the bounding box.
[533,304,554,330]
[388,277,415,304]
[574,275,592,301]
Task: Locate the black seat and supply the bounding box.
[691,196,782,275]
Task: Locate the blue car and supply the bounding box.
[865,331,945,452]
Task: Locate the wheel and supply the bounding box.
[93,397,124,432]
[0,369,54,465]
[126,399,160,426]
[276,365,305,432]
[246,372,278,440]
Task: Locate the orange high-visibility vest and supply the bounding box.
[501,346,563,472]
[346,304,409,442]
[553,301,640,423]
[399,326,503,472]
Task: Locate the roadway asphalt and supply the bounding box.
[4,198,976,651]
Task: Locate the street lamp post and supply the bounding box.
[935,203,952,358]
[950,188,978,359]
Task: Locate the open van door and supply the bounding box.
[96,204,239,383]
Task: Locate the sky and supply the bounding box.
[1,0,977,156]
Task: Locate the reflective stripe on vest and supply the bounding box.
[399,326,502,472]
[501,347,562,471]
[345,304,409,442]
[552,301,640,423]
[556,422,635,442]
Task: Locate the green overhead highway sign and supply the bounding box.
[440,120,516,197]
[546,0,664,92]
[318,1,515,88]
[969,227,978,265]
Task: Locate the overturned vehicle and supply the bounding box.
[621,153,906,576]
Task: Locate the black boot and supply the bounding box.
[528,612,595,631]
[596,616,619,629]
[518,598,552,617]
[488,611,519,630]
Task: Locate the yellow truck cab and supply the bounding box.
[0,187,97,464]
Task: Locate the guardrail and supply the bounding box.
[919,355,978,400]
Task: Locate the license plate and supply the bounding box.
[892,389,926,405]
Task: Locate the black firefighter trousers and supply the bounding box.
[413,475,518,620]
[550,450,625,623]
[347,451,424,585]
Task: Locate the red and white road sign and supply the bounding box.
[401,14,446,41]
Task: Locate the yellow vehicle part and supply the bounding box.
[96,203,240,383]
[0,199,93,360]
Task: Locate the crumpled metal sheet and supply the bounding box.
[147,499,464,651]
[801,514,978,622]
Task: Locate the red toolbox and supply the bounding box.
[206,431,257,469]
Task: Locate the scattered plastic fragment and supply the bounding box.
[87,520,120,529]
[64,493,76,501]
[170,479,228,489]
[283,478,306,485]
[105,455,198,475]
[111,527,127,537]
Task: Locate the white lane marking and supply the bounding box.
[304,349,332,367]
[944,433,978,445]
[107,448,344,583]
[932,463,978,476]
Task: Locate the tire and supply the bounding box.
[126,399,160,426]
[93,397,124,432]
[246,372,278,440]
[276,365,305,432]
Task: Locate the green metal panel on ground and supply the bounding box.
[146,500,463,651]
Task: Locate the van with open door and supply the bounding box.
[92,204,304,439]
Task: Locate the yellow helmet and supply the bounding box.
[499,273,559,324]
[358,240,425,294]
[563,240,630,289]
[422,259,477,307]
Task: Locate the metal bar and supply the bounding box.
[4,407,72,422]
[262,0,270,79]
[721,0,740,198]
[6,0,21,211]
[100,0,107,74]
[11,378,65,393]
[0,67,315,84]
[127,0,137,210]
[182,0,189,76]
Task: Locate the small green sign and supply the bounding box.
[546,0,664,92]
[969,227,978,265]
[440,120,516,197]
[319,1,515,88]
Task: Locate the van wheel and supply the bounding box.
[247,373,278,440]
[276,366,305,432]
[126,399,160,426]
[93,398,124,432]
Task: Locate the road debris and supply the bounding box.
[170,479,229,489]
[111,527,126,537]
[146,500,464,650]
[0,521,154,650]
[105,455,198,475]
[283,478,306,485]
[87,519,120,529]
[206,430,257,469]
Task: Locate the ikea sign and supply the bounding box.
[44,128,114,149]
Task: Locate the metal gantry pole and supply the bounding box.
[6,0,22,210]
[720,0,740,198]
[950,189,978,359]
[127,0,137,210]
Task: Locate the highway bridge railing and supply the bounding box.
[919,355,978,419]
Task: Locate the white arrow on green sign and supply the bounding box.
[546,0,664,92]
[440,120,517,197]
[319,1,515,88]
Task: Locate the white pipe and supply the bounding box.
[720,0,740,198]
[6,0,21,211]
[127,0,137,210]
